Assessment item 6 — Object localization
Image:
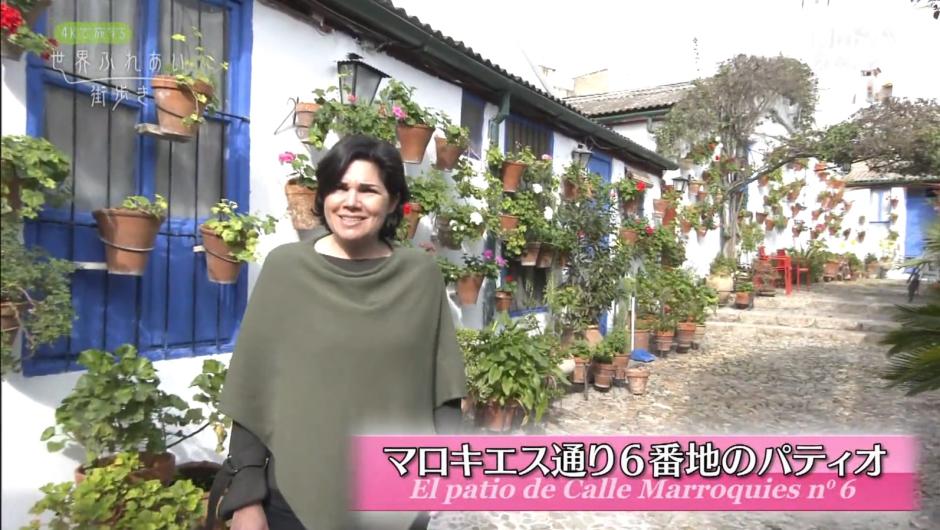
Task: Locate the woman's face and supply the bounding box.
[323,160,398,245]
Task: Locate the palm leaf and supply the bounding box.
[881,289,940,395]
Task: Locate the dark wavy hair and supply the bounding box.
[314,135,409,241]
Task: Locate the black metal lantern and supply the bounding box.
[336,54,388,105]
[671,175,690,194]
[571,143,593,168]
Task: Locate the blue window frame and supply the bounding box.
[23,0,252,376]
[870,188,890,223]
[460,91,485,160]
[503,114,553,158]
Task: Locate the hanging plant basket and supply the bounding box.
[152,75,213,137]
[199,225,242,284]
[536,244,555,268]
[501,161,526,192]
[455,273,484,306]
[494,291,513,312]
[284,181,318,230]
[433,137,466,171]
[396,124,434,164]
[520,242,541,266]
[93,209,164,275]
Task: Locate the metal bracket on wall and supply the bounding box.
[73,261,108,271]
[193,245,205,253]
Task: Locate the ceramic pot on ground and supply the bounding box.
[625,367,650,395]
[584,325,603,346]
[675,322,697,352]
[494,291,512,312]
[654,330,674,353]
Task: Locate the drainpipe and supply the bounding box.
[645,117,655,135]
[483,92,510,327]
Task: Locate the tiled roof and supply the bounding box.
[844,162,940,186]
[565,82,695,117]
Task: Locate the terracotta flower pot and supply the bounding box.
[625,367,650,395]
[455,274,484,306]
[823,261,840,280]
[520,242,541,266]
[479,402,516,432]
[764,219,775,230]
[435,217,462,250]
[734,291,751,309]
[584,325,603,346]
[501,161,526,192]
[499,214,520,231]
[663,206,677,226]
[284,181,318,230]
[1,301,27,346]
[620,198,639,216]
[92,208,163,276]
[536,244,555,268]
[433,137,466,170]
[675,322,697,352]
[494,291,513,312]
[692,324,706,350]
[620,228,638,245]
[787,190,800,202]
[818,171,829,182]
[75,452,176,486]
[632,328,651,351]
[199,225,242,284]
[403,204,422,239]
[814,162,828,173]
[756,212,768,223]
[562,178,578,200]
[571,357,589,384]
[811,210,822,220]
[680,219,693,234]
[593,363,616,389]
[652,199,668,217]
[654,330,674,353]
[396,124,434,164]
[292,101,320,139]
[152,75,213,137]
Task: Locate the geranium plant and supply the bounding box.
[119,194,168,218]
[1,1,56,59]
[1,135,70,219]
[462,250,500,280]
[167,28,229,126]
[436,111,470,148]
[204,199,276,263]
[497,273,517,294]
[304,86,397,148]
[614,176,646,203]
[380,79,437,128]
[437,198,487,248]
[407,170,449,214]
[279,151,317,191]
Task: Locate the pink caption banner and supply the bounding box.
[352,435,918,512]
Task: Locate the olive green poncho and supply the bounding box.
[220,230,466,529]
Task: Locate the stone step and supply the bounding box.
[712,307,897,332]
[738,295,903,316]
[703,320,885,344]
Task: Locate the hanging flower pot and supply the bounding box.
[435,217,462,250]
[520,242,541,266]
[787,190,800,202]
[562,178,578,200]
[688,181,702,195]
[811,209,822,221]
[536,244,555,268]
[764,219,775,230]
[625,367,650,395]
[890,198,899,208]
[652,199,669,218]
[620,198,639,216]
[680,219,693,234]
[818,171,829,182]
[283,181,318,230]
[93,208,164,275]
[396,124,435,164]
[434,137,466,171]
[0,0,52,61]
[401,203,422,239]
[199,225,243,284]
[758,174,770,187]
[152,75,214,137]
[675,322,696,352]
[663,206,678,226]
[828,225,838,236]
[584,325,603,346]
[696,227,708,238]
[501,161,527,192]
[494,291,513,312]
[857,231,866,242]
[292,101,320,139]
[499,214,520,231]
[654,330,674,353]
[814,162,828,173]
[455,273,484,306]
[557,251,570,270]
[620,228,638,244]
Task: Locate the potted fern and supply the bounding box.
[93,195,167,275]
[152,28,229,137]
[434,112,470,170]
[200,199,276,284]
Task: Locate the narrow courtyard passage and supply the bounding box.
[431,280,940,530]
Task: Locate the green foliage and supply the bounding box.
[380,79,438,128]
[1,135,71,219]
[709,254,738,276]
[120,194,168,218]
[407,170,449,214]
[204,199,276,263]
[738,220,764,253]
[41,345,197,464]
[23,452,205,530]
[881,290,940,396]
[736,281,754,293]
[281,152,317,190]
[459,316,566,425]
[189,359,230,454]
[305,86,397,148]
[1,1,56,58]
[436,111,470,148]
[167,28,229,125]
[437,198,487,248]
[545,283,587,332]
[1,222,75,376]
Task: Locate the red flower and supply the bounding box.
[48,37,58,47]
[505,275,513,282]
[714,155,721,161]
[645,226,654,235]
[1,3,24,33]
[402,203,413,215]
[636,181,646,192]
[40,51,50,60]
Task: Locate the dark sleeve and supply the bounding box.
[219,422,271,519]
[433,399,463,435]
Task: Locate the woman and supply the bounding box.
[214,135,467,530]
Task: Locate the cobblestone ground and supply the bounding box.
[430,280,940,530]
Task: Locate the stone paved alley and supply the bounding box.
[430,280,940,530]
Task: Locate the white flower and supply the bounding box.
[449,220,458,229]
[531,183,543,194]
[543,206,554,221]
[469,211,484,225]
[470,175,489,190]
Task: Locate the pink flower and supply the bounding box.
[645,226,654,235]
[392,105,407,120]
[347,94,357,104]
[482,249,494,260]
[541,154,552,161]
[636,181,646,192]
[278,152,296,164]
[495,256,507,267]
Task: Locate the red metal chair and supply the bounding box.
[770,250,793,295]
[792,258,811,290]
